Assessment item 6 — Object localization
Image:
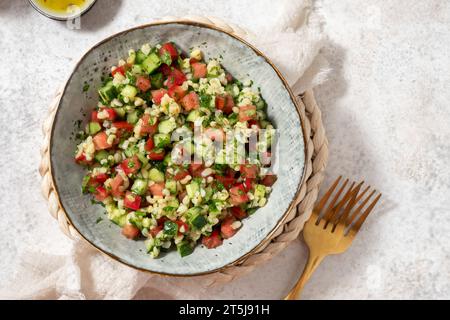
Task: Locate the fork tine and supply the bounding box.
[330,181,363,227]
[345,189,376,227]
[337,182,367,226]
[325,181,356,227]
[321,179,349,223]
[350,193,382,234]
[314,176,342,214]
[355,185,371,203]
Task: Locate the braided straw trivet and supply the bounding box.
[39,17,329,284]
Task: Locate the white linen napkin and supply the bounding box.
[0,0,328,300]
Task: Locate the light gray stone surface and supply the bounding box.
[1,0,449,299]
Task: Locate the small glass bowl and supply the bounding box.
[28,0,97,21]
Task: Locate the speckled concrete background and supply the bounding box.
[1,0,449,299]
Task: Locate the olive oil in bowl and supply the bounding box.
[36,0,86,13]
[30,0,96,20]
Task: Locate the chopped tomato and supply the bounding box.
[103,108,117,121]
[168,85,187,101]
[202,229,223,249]
[112,121,134,131]
[247,120,261,129]
[159,42,178,61]
[94,186,109,201]
[140,114,158,134]
[189,163,203,177]
[215,94,234,114]
[148,149,165,160]
[159,64,172,76]
[191,62,207,79]
[180,92,200,111]
[94,173,109,184]
[229,184,250,205]
[151,89,168,104]
[149,182,165,196]
[110,174,125,197]
[240,164,259,179]
[225,73,233,82]
[215,175,235,189]
[136,76,151,92]
[123,191,141,210]
[111,65,125,76]
[145,137,155,152]
[75,153,90,165]
[174,169,190,181]
[176,220,189,235]
[91,110,100,123]
[93,131,112,150]
[120,155,141,175]
[221,216,240,239]
[189,58,199,65]
[261,174,277,187]
[231,207,248,220]
[239,105,257,122]
[243,178,254,192]
[122,224,140,239]
[166,68,186,88]
[149,225,163,238]
[225,167,236,178]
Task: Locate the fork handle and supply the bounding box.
[284,252,326,300]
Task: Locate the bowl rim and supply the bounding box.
[49,20,308,277]
[28,0,97,21]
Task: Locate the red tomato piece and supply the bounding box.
[261,174,277,187]
[168,85,187,101]
[136,76,151,92]
[103,108,117,121]
[243,178,254,192]
[166,68,186,88]
[159,42,178,61]
[148,149,165,161]
[229,184,250,205]
[111,65,125,76]
[112,121,134,131]
[140,114,159,135]
[238,105,257,122]
[93,131,112,150]
[123,191,141,210]
[176,220,189,235]
[215,94,234,114]
[151,89,168,105]
[215,175,235,189]
[149,225,163,238]
[174,169,190,181]
[231,207,248,220]
[94,173,109,184]
[221,216,240,239]
[202,229,223,249]
[145,137,155,152]
[180,92,200,111]
[247,120,261,129]
[75,153,88,164]
[122,224,140,239]
[94,186,109,201]
[191,62,207,79]
[225,73,233,82]
[240,164,259,179]
[188,163,203,177]
[91,110,100,123]
[159,64,172,76]
[120,155,141,175]
[149,182,165,196]
[110,174,125,197]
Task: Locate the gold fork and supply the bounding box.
[284,176,382,300]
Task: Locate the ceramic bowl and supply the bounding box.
[50,21,306,276]
[28,0,97,21]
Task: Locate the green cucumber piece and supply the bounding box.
[98,81,116,104]
[165,180,177,194]
[114,107,126,118]
[255,184,266,198]
[81,175,90,193]
[121,85,138,99]
[163,153,173,166]
[163,220,178,237]
[158,118,177,134]
[186,181,200,199]
[177,241,193,257]
[131,64,143,75]
[154,133,171,148]
[127,110,140,124]
[255,98,266,110]
[124,145,138,158]
[150,72,164,89]
[136,152,148,166]
[186,207,207,230]
[131,179,148,195]
[142,53,161,74]
[149,168,165,182]
[88,122,101,135]
[186,109,201,122]
[94,150,109,163]
[135,50,147,64]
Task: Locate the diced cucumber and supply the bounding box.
[255,98,266,110]
[131,179,148,195]
[98,81,117,104]
[165,179,177,194]
[186,207,207,230]
[150,72,164,89]
[142,53,161,74]
[167,199,179,208]
[127,110,140,124]
[255,184,266,198]
[186,109,201,122]
[124,145,138,158]
[135,50,147,64]
[163,153,173,166]
[154,133,171,148]
[149,168,164,182]
[158,118,177,134]
[204,186,213,201]
[186,181,200,199]
[136,152,148,166]
[107,206,127,227]
[88,122,101,135]
[131,64,143,75]
[121,85,138,99]
[114,107,126,118]
[163,220,178,237]
[177,241,193,257]
[81,175,90,193]
[94,150,109,163]
[227,113,238,125]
